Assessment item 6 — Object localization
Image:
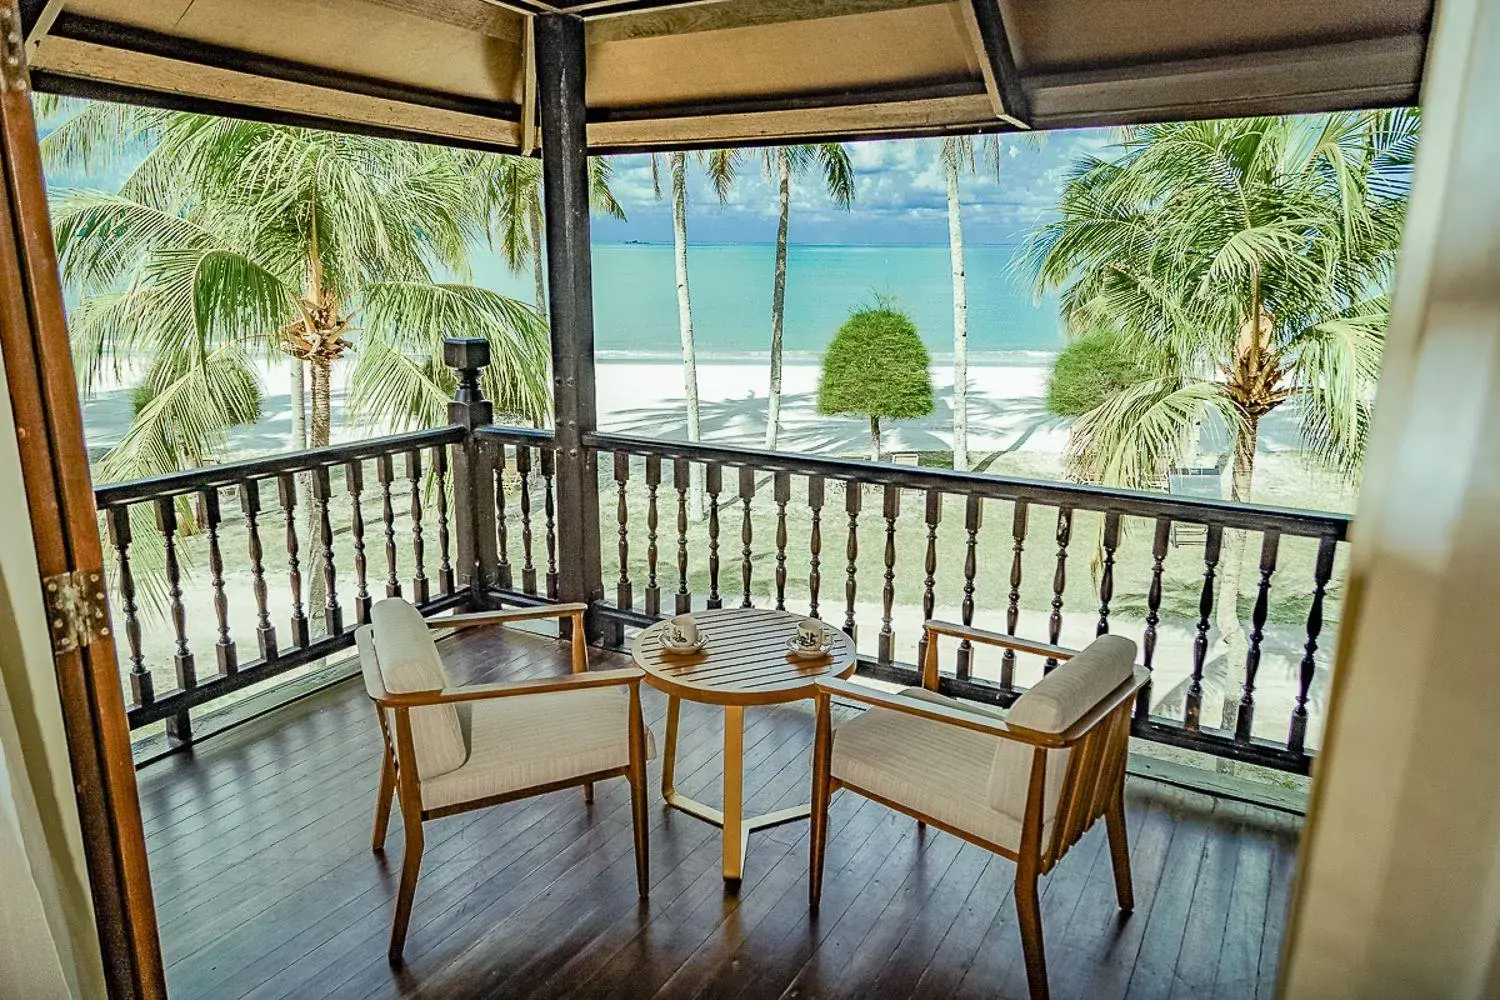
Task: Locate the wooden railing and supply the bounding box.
[99,341,1349,775]
[95,427,467,746]
[497,430,1343,775]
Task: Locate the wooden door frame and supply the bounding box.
[0,3,166,997]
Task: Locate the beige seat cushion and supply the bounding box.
[369,599,469,780]
[830,693,1034,852]
[422,687,656,811]
[986,634,1137,825]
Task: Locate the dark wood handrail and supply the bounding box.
[586,431,1350,539]
[95,426,466,507]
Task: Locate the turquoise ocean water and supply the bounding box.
[473,242,1063,363]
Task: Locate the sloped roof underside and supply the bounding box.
[20,0,1432,153]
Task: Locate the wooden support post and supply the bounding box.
[537,13,605,640]
[445,337,497,606]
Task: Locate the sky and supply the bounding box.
[37,96,1118,247]
[591,129,1116,246]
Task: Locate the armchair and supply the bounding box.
[810,621,1146,1000]
[357,598,653,962]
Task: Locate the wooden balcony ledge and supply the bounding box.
[139,626,1299,1000]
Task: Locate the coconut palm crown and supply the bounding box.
[39,98,554,482]
[1025,112,1416,499]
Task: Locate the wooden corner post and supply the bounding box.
[536,13,605,640]
[445,337,499,604]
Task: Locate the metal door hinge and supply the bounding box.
[43,569,110,656]
[0,4,28,95]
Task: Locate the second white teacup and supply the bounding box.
[669,613,700,646]
[794,618,826,649]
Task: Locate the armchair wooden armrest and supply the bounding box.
[425,602,591,672]
[382,666,644,708]
[424,603,588,630]
[921,620,1076,663]
[814,676,1058,745]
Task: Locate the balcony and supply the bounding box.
[141,622,1298,999]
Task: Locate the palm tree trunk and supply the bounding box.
[766,150,792,451]
[671,151,705,518]
[291,359,308,450]
[946,156,970,472]
[529,197,547,312]
[1215,414,1259,742]
[309,359,333,448]
[869,416,881,463]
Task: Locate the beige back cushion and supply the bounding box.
[369,599,470,779]
[986,634,1136,826]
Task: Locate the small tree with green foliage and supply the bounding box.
[817,304,934,461]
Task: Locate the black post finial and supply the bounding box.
[445,337,493,429]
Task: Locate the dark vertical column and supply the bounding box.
[878,485,900,665]
[739,466,756,608]
[1002,500,1027,688]
[433,445,455,597]
[1095,511,1120,636]
[843,482,861,639]
[406,450,429,605]
[347,460,373,623]
[1140,516,1170,717]
[615,450,633,610]
[957,494,982,679]
[240,480,278,659]
[105,507,151,707]
[540,447,560,599]
[155,498,195,744]
[706,462,723,609]
[537,13,604,637]
[773,471,790,610]
[645,455,662,616]
[1045,506,1072,672]
[1236,530,1280,743]
[1185,523,1223,732]
[445,338,496,605]
[311,467,343,634]
[201,489,237,674]
[807,475,825,620]
[915,489,941,671]
[376,456,401,599]
[674,457,691,613]
[1288,535,1336,754]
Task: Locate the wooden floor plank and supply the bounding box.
[132,627,1304,1000]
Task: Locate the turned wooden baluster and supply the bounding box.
[915,490,942,672]
[1289,535,1337,754]
[346,460,373,624]
[957,494,982,679]
[1044,506,1073,673]
[200,489,238,673]
[433,446,454,597]
[155,498,196,742]
[1185,523,1223,732]
[406,451,429,605]
[311,467,344,634]
[773,471,790,611]
[493,443,513,590]
[615,451,633,610]
[1236,530,1281,743]
[105,507,151,706]
[878,485,901,665]
[739,466,756,608]
[376,455,401,599]
[278,474,311,647]
[645,455,662,616]
[807,475,825,620]
[1095,511,1121,636]
[239,480,278,660]
[540,448,559,599]
[516,446,537,594]
[843,482,861,639]
[1139,517,1171,714]
[706,462,723,609]
[1002,500,1028,688]
[674,457,691,614]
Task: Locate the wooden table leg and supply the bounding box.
[722,705,745,881]
[661,695,680,799]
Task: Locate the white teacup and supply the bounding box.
[793,618,826,649]
[667,614,700,647]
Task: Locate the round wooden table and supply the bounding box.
[632,607,857,881]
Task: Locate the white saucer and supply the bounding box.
[785,635,834,658]
[659,630,707,654]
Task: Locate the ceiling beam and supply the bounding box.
[962,0,1028,125]
[353,0,524,40]
[582,0,942,39]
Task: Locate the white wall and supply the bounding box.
[0,333,106,998]
[1280,0,1500,996]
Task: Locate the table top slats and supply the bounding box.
[632,608,857,706]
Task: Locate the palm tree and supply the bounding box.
[39,99,551,482]
[1026,112,1415,708]
[940,136,993,472]
[472,154,626,314]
